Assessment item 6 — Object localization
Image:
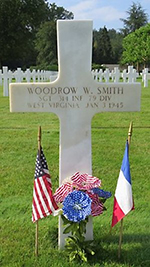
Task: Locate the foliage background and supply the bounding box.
[0,78,150,266]
[0,1,149,70]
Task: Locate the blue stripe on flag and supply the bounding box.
[120,140,131,185]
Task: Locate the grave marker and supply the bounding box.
[122,69,128,82]
[32,69,37,82]
[126,66,139,83]
[0,69,2,85]
[9,20,141,248]
[141,68,149,87]
[98,69,103,82]
[14,68,23,83]
[103,68,110,82]
[25,69,32,82]
[3,66,11,96]
[37,70,41,82]
[111,67,121,82]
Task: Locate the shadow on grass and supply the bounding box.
[48,226,150,266]
[31,224,150,267]
[88,232,150,267]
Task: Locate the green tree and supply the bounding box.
[108,29,123,63]
[92,26,113,64]
[120,2,148,36]
[0,0,49,69]
[121,32,137,65]
[121,23,150,70]
[47,3,74,21]
[35,3,74,68]
[35,21,57,68]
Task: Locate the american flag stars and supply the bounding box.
[34,147,49,178]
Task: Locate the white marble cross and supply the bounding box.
[111,67,121,83]
[127,66,138,83]
[0,69,2,85]
[14,68,24,83]
[3,66,12,96]
[9,20,141,248]
[103,69,110,82]
[141,68,149,87]
[31,69,37,82]
[25,69,32,82]
[122,69,128,82]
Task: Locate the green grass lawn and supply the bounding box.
[0,80,150,267]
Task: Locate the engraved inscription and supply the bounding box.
[26,85,126,110]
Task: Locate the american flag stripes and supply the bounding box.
[53,171,104,217]
[87,191,104,216]
[32,147,58,223]
[71,172,101,190]
[53,182,72,203]
[53,171,101,203]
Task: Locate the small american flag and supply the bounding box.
[32,146,58,223]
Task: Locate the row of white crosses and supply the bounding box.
[2,64,149,97]
[0,66,58,96]
[92,66,139,83]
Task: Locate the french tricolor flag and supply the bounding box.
[112,140,134,227]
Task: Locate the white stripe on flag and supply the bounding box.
[36,178,51,217]
[115,169,133,215]
[39,177,56,213]
[46,177,51,184]
[43,168,49,175]
[33,183,44,219]
[32,204,38,222]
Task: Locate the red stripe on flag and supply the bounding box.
[32,213,35,223]
[54,182,72,203]
[32,176,59,222]
[37,176,51,217]
[32,195,41,222]
[43,175,59,211]
[111,197,125,227]
[87,192,103,216]
[71,172,101,190]
[35,178,46,216]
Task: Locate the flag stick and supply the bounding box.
[35,126,41,256]
[128,121,133,148]
[118,121,133,259]
[35,221,38,256]
[118,219,123,259]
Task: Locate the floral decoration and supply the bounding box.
[54,171,111,262]
[92,187,112,199]
[62,190,91,222]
